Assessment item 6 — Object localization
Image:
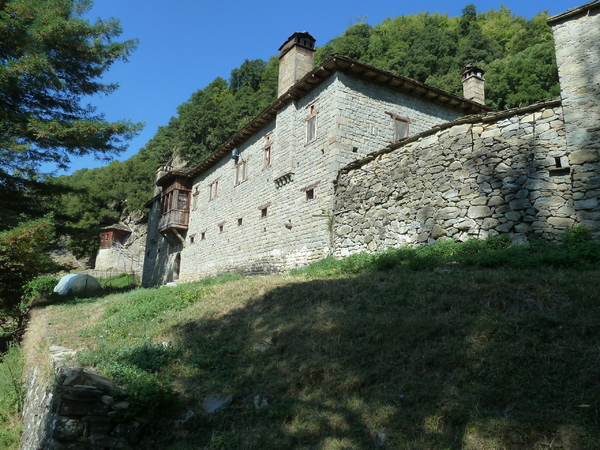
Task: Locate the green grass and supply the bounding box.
[38,233,600,450]
[0,345,24,450]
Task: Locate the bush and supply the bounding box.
[23,276,58,302]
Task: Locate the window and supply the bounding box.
[235,160,248,186]
[201,231,206,240]
[305,102,319,143]
[189,234,195,244]
[209,180,218,201]
[307,116,317,142]
[301,181,320,201]
[263,134,272,168]
[218,222,225,233]
[238,218,243,226]
[177,191,189,210]
[263,145,271,168]
[385,112,411,142]
[394,118,409,141]
[258,203,271,219]
[192,187,199,210]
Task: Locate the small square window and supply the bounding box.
[261,207,268,218]
[189,235,195,244]
[238,218,243,226]
[306,188,315,201]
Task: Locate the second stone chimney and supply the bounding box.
[278,32,316,97]
[461,64,486,105]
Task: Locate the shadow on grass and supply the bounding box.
[148,266,600,450]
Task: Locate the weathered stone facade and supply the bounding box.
[143,63,479,285]
[333,101,587,255]
[332,1,600,256]
[143,2,600,285]
[549,1,600,157]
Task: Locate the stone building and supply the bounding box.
[143,1,600,286]
[142,32,488,286]
[333,0,600,255]
[95,222,145,274]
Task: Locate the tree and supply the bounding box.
[0,216,56,334]
[0,0,142,179]
[0,0,140,338]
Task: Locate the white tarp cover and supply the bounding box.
[53,274,102,295]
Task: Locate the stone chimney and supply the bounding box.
[278,32,316,97]
[461,64,486,105]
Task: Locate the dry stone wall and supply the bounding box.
[333,100,600,257]
[21,346,141,450]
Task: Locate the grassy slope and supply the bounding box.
[36,245,600,450]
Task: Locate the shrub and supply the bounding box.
[23,276,58,302]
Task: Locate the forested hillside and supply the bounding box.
[52,4,560,256]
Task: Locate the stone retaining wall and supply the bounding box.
[333,100,600,257]
[21,345,141,450]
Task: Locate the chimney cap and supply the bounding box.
[462,63,485,79]
[279,31,316,57]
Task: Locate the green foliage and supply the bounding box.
[0,0,142,263]
[0,216,56,313]
[22,276,58,302]
[0,0,141,174]
[76,274,241,419]
[0,345,24,450]
[45,252,600,449]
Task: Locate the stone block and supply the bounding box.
[547,217,575,229]
[569,150,599,165]
[574,198,599,210]
[468,206,491,219]
[509,198,532,210]
[496,221,514,233]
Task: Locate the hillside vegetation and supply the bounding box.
[23,234,600,450]
[49,4,560,256]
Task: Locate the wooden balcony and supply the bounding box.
[159,209,190,233]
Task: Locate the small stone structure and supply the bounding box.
[21,346,141,450]
[94,216,146,275]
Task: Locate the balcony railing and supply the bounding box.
[159,209,190,233]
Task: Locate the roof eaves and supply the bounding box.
[547,0,600,24]
[170,54,492,183]
[338,98,562,175]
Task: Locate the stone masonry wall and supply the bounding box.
[143,72,474,284]
[95,222,146,275]
[333,100,600,257]
[551,3,600,157]
[142,201,182,287]
[21,343,141,450]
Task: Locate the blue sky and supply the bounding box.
[57,0,583,175]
